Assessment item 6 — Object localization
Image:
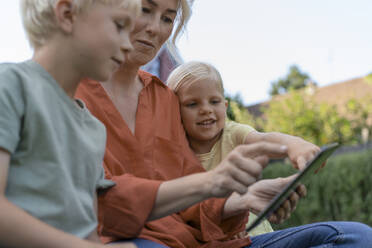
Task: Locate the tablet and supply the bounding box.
[245,142,341,233]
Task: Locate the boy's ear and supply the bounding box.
[54,0,75,33]
[225,99,228,109]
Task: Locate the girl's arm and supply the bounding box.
[245,131,320,170]
[0,148,135,248]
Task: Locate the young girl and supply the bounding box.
[167,61,321,236]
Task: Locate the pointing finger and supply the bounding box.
[239,142,288,160]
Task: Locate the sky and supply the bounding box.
[1,0,371,105]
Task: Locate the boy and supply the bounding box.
[0,0,139,247]
[167,61,320,236]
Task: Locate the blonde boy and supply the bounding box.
[168,61,320,236]
[0,0,140,247]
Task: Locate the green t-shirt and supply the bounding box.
[0,60,113,238]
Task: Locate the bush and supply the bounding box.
[260,91,355,145]
[262,149,372,230]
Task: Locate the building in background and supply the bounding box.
[247,76,372,143]
[247,76,372,118]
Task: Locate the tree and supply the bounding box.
[269,65,316,96]
[260,90,353,145]
[365,72,372,84]
[226,93,258,129]
[346,96,372,143]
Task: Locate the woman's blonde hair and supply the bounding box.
[168,61,224,95]
[166,0,193,62]
[20,0,141,49]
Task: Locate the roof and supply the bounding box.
[247,76,372,117]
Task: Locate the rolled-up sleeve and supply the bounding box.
[98,172,162,240]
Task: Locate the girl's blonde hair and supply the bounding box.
[21,0,141,49]
[168,61,224,95]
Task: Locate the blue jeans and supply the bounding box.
[112,239,168,248]
[248,221,372,248]
[116,221,372,248]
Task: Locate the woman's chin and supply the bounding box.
[129,53,157,67]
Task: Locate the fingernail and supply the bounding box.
[280,145,288,151]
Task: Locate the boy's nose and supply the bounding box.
[120,35,133,54]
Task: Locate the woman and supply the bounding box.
[76,0,372,247]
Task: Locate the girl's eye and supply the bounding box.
[186,102,197,107]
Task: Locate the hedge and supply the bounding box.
[262,149,372,230]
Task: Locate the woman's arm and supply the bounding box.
[245,131,320,170]
[149,142,289,220]
[0,149,135,248]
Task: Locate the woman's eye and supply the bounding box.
[142,7,151,14]
[162,16,174,24]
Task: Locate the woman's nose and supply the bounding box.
[145,16,161,36]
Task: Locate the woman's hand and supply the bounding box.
[286,137,320,170]
[205,142,288,198]
[223,174,306,221]
[149,142,288,221]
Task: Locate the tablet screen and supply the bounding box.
[245,143,340,233]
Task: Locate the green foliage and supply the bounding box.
[269,65,316,96]
[346,96,372,142]
[262,149,372,229]
[261,91,354,146]
[226,97,236,121]
[227,82,372,146]
[365,72,372,84]
[226,91,372,145]
[226,94,259,129]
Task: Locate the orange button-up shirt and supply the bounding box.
[76,71,251,248]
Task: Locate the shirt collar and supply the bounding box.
[138,70,167,89]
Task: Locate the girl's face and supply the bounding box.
[178,79,228,149]
[125,0,178,66]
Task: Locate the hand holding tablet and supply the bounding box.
[245,143,341,233]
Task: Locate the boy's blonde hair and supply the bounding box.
[21,0,141,49]
[168,61,224,95]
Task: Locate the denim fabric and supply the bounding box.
[248,221,372,248]
[113,238,169,248]
[115,221,372,248]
